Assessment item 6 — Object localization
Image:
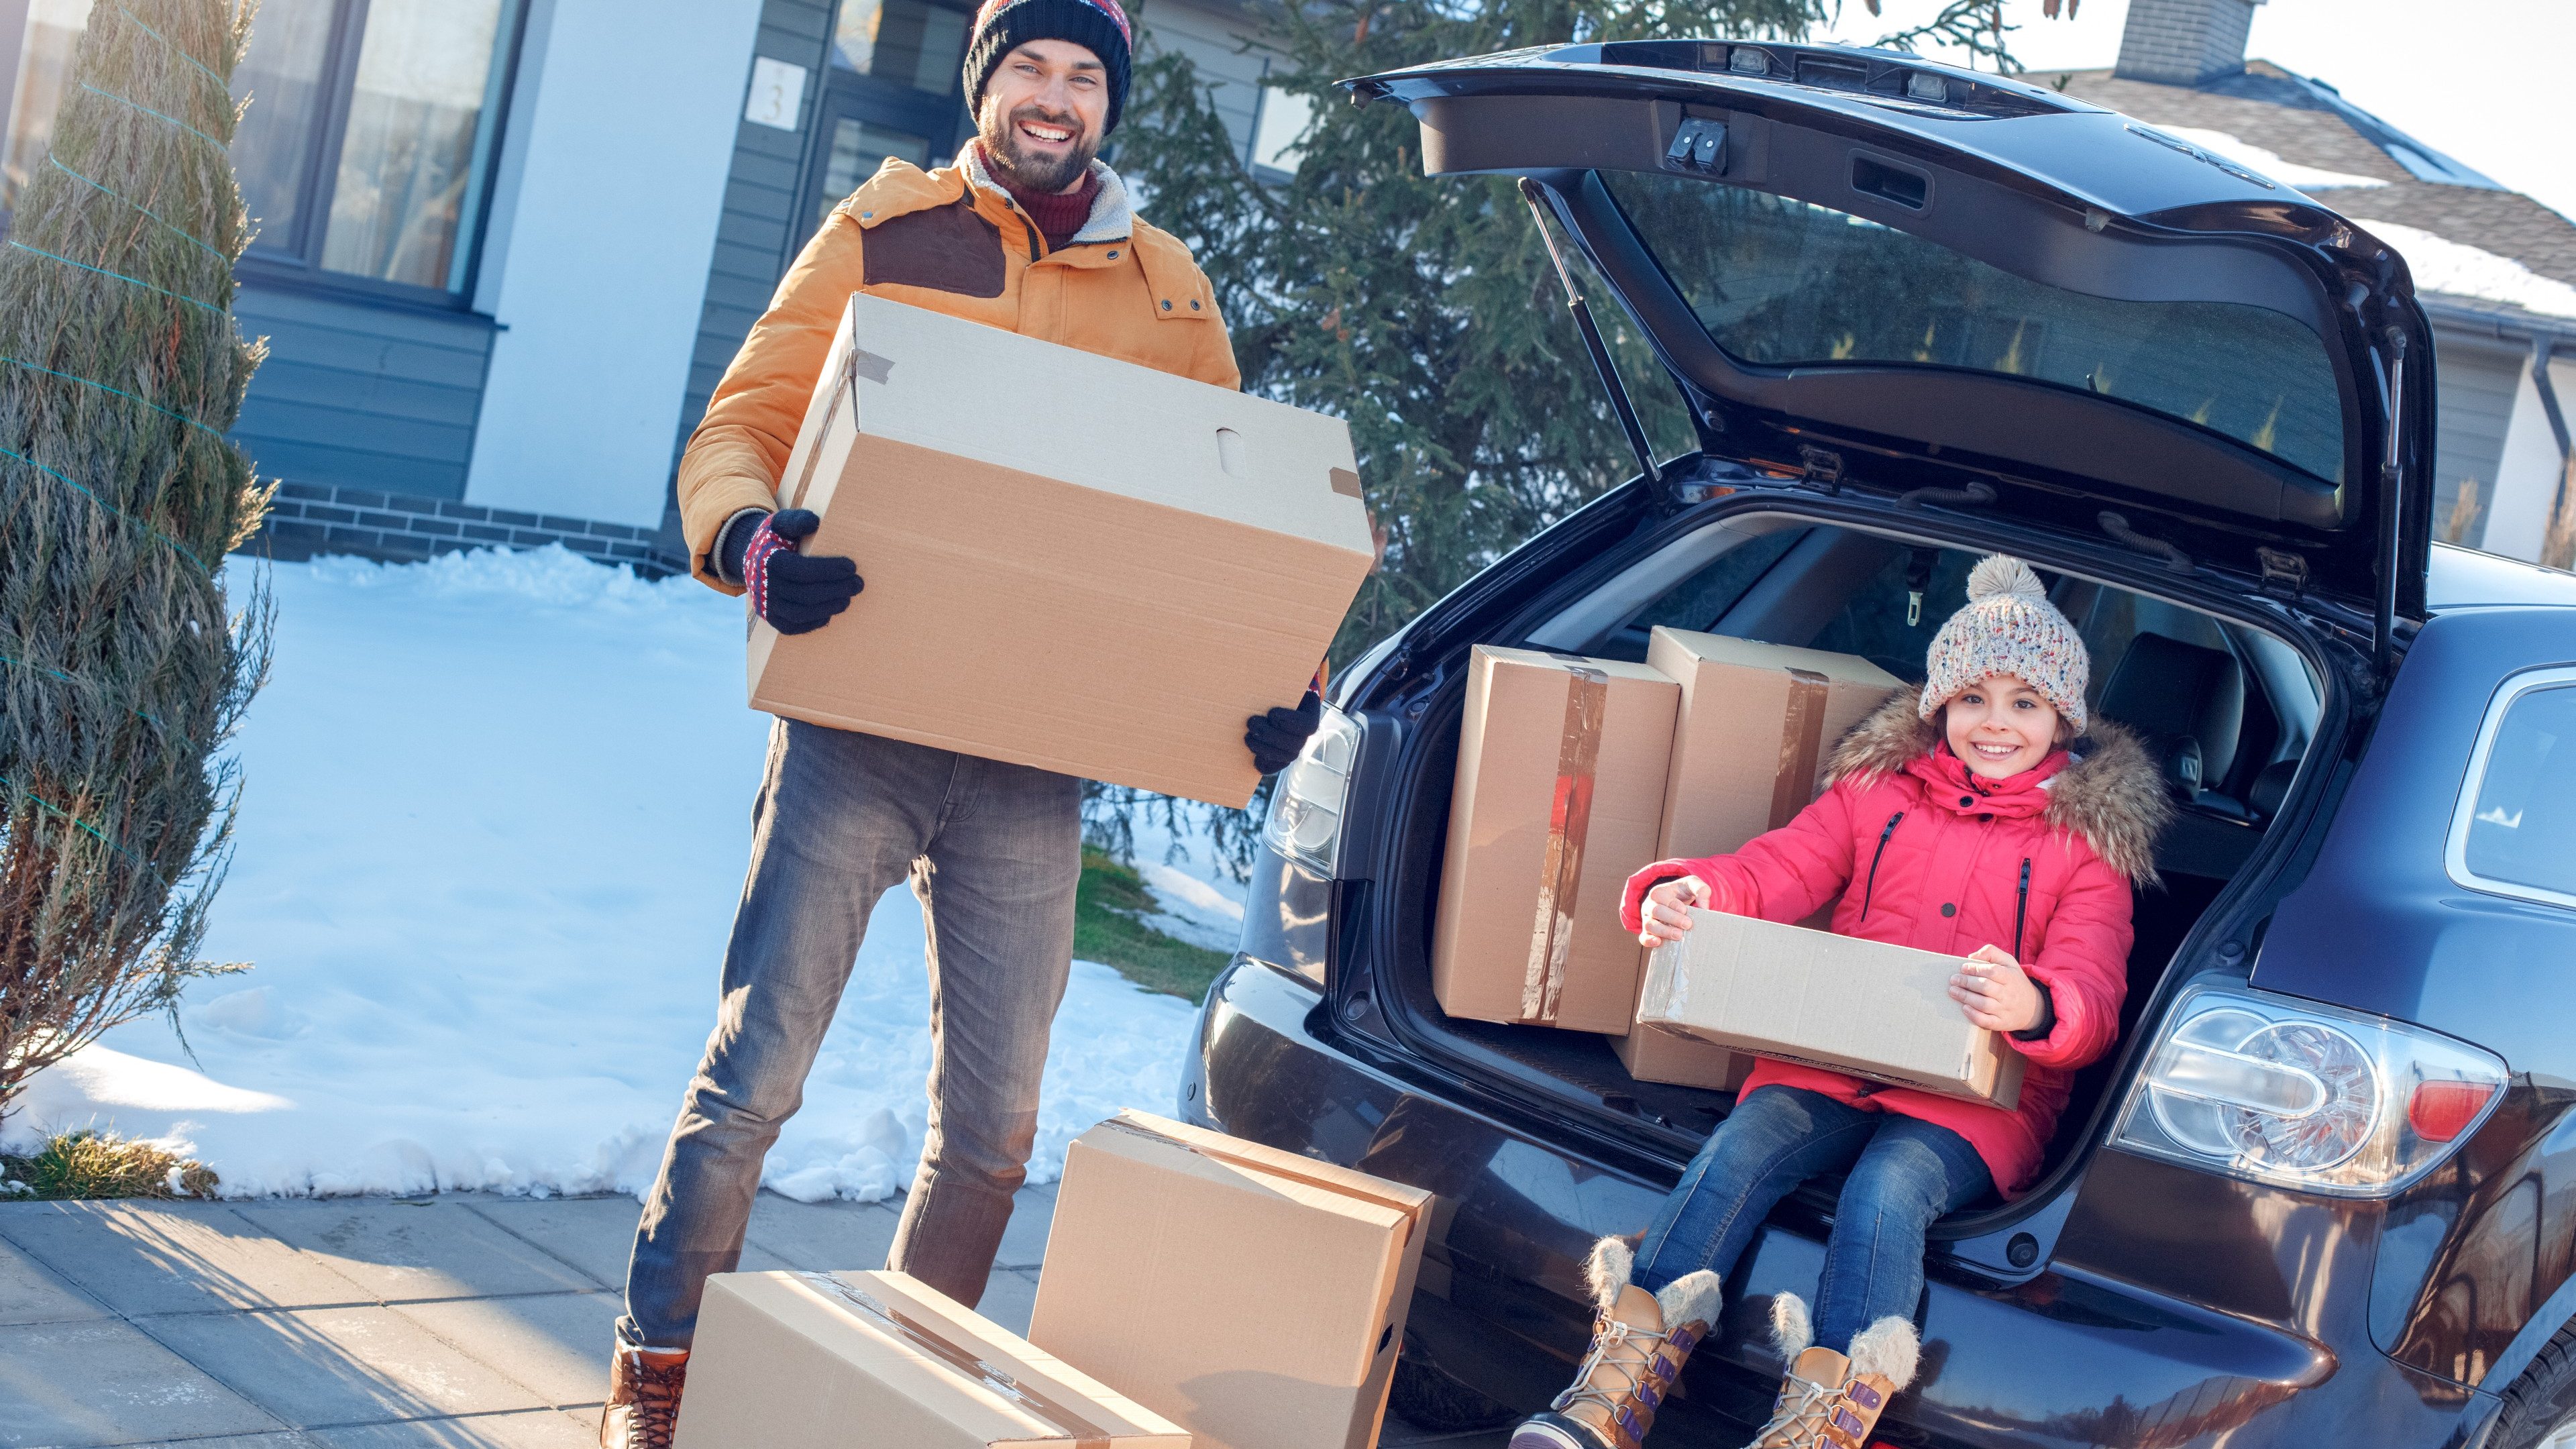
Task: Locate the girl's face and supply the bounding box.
[1944,676,2066,780]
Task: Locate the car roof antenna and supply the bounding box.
[1518,178,1661,491]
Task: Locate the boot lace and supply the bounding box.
[1551,1317,1670,1422]
[616,1357,686,1449]
[1749,1370,1838,1449]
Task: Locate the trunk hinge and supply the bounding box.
[1798,444,1844,493]
[1517,179,1660,491]
[2374,327,2408,680]
[2256,546,2309,602]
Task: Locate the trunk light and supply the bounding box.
[2407,1079,2498,1142]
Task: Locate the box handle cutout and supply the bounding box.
[1216,427,1246,476]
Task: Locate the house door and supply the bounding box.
[799,0,977,235]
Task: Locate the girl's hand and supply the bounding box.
[1950,945,2045,1033]
[1638,875,1711,947]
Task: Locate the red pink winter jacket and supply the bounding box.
[1618,688,2170,1196]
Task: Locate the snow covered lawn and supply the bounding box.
[2,547,1228,1201]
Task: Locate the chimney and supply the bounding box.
[2114,0,2264,85]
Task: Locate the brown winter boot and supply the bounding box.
[1744,1294,1919,1449]
[1509,1238,1723,1449]
[598,1340,689,1449]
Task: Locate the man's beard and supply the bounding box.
[979,101,1099,194]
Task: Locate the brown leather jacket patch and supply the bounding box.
[861,197,1006,298]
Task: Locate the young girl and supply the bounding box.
[1513,556,2169,1449]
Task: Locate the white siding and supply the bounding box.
[2483,356,2576,563]
[2428,328,2526,551]
[463,0,764,527]
[1137,0,1276,168]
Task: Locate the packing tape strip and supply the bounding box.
[794,1272,1118,1446]
[1522,658,1609,1023]
[1766,667,1832,830]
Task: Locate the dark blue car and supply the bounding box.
[1182,40,2576,1449]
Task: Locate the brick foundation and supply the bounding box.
[248,481,689,578]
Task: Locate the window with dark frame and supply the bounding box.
[0,0,523,302]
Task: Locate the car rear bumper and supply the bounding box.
[1189,956,2502,1448]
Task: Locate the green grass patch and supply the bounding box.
[1075,848,1231,1003]
[1,1128,219,1201]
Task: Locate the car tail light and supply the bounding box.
[1260,704,1359,875]
[2108,981,2508,1197]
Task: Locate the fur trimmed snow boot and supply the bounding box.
[1743,1295,1920,1449]
[598,1340,688,1449]
[1509,1238,1723,1449]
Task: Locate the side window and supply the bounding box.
[1595,526,1807,661]
[1807,546,1978,686]
[2453,673,2576,907]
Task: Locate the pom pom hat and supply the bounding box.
[963,0,1135,133]
[1920,555,2091,735]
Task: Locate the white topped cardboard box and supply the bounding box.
[749,294,1377,808]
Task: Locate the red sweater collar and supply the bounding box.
[1907,743,2068,817]
[977,142,1101,252]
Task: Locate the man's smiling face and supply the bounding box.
[977,38,1107,195]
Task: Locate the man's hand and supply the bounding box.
[736,509,863,636]
[1950,945,2046,1033]
[1637,875,1711,947]
[1246,690,1322,775]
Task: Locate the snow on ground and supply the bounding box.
[2351,218,2576,320]
[1,546,1242,1201]
[2155,126,2391,194]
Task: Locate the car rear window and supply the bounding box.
[2455,674,2576,906]
[1601,173,2349,483]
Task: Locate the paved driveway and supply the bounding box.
[1,1189,1500,1448]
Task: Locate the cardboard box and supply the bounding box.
[672,1269,1187,1448]
[1030,1110,1434,1449]
[1431,647,1680,1034]
[1646,629,1904,863]
[749,294,1377,808]
[1637,908,2025,1109]
[1607,631,1902,1089]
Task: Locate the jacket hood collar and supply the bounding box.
[1829,686,2174,885]
[959,143,1134,246]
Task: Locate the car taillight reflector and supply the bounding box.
[2408,1079,2498,1142]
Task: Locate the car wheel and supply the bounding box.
[1389,1351,1518,1433]
[2493,1322,2576,1449]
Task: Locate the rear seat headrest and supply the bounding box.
[2249,759,2298,820]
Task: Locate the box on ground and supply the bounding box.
[1030,1110,1434,1449]
[672,1269,1185,1448]
[749,294,1377,808]
[1432,646,1680,1034]
[1638,908,2025,1108]
[1610,631,1902,1089]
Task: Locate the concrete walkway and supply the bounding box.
[1,1188,1501,1448]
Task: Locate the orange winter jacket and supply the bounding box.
[676,147,1243,590]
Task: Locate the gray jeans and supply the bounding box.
[619,719,1081,1349]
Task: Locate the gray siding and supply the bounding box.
[2428,330,2526,551]
[1139,0,1278,168]
[673,0,838,468]
[230,282,497,502]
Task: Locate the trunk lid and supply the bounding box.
[1346,40,2435,622]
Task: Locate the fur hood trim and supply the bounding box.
[1827,686,2171,886]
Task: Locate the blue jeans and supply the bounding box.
[1633,1085,1992,1353]
[619,719,1081,1349]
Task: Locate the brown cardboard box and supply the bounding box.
[1029,1110,1434,1449]
[1611,631,1902,1089]
[749,294,1377,808]
[672,1269,1187,1448]
[1431,647,1680,1034]
[1637,908,2026,1108]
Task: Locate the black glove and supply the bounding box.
[1246,690,1323,775]
[732,508,863,636]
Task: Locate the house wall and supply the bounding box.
[2426,326,2528,550]
[1138,0,1276,168]
[2483,355,2576,561]
[460,0,763,529]
[230,287,497,504]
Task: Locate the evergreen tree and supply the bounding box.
[0,0,271,1114]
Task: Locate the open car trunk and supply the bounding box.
[1338,486,2358,1260]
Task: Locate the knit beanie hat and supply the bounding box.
[1920,555,2091,735]
[963,0,1134,134]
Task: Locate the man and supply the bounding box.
[599,1,1323,1441]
